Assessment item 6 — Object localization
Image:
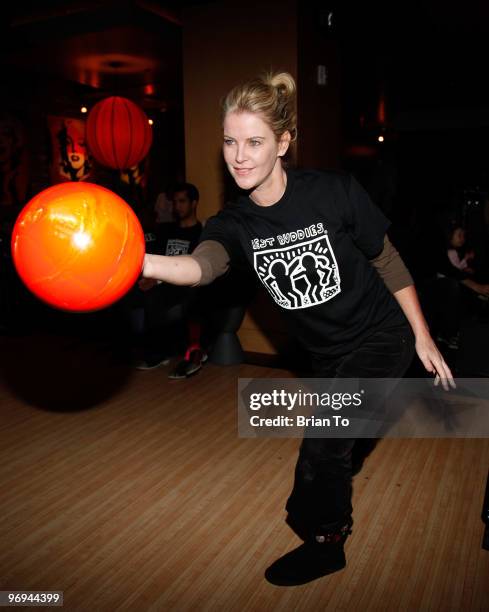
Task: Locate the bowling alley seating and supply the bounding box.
[207,300,246,365]
[202,268,251,366]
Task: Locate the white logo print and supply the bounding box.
[165,239,191,256]
[253,234,341,310]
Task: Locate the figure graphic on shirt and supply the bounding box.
[291,252,332,304]
[255,234,341,310]
[166,238,192,256]
[264,259,302,308]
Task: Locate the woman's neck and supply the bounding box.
[250,163,287,207]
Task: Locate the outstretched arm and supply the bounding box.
[141,239,230,287]
[142,253,202,286]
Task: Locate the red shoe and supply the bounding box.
[168,348,208,379]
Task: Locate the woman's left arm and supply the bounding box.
[393,285,456,389]
[369,235,455,389]
[343,176,455,389]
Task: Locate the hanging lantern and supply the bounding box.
[86,96,153,170]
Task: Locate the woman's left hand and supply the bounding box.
[415,332,456,390]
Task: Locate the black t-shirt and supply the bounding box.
[144,222,202,256]
[200,168,406,357]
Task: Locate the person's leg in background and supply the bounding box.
[135,284,186,370]
[265,323,415,586]
[168,288,208,379]
[107,285,145,365]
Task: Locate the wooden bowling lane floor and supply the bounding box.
[0,333,488,611]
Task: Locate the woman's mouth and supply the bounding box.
[234,167,253,176]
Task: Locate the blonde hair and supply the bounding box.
[222,71,297,142]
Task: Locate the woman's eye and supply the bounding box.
[224,139,234,146]
[250,140,261,146]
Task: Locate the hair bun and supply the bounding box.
[267,72,296,99]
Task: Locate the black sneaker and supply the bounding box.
[265,523,352,586]
[168,349,208,379]
[134,356,170,370]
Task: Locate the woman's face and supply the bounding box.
[223,111,290,191]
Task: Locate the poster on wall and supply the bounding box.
[0,113,30,206]
[48,116,91,184]
[118,157,150,212]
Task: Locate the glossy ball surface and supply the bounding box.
[11,182,145,312]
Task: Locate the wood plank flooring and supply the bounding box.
[0,334,488,611]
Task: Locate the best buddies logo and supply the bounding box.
[251,223,341,310]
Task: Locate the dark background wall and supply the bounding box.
[1,0,488,353]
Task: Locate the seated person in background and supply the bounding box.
[435,222,489,349]
[446,225,475,274]
[136,182,207,378]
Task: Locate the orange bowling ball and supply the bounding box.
[11,182,145,312]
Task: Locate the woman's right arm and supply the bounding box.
[141,239,230,287]
[142,253,203,286]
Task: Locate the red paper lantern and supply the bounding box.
[86,96,153,170]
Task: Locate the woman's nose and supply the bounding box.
[235,145,247,164]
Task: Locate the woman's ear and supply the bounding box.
[278,131,291,157]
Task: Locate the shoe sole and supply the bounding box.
[168,364,202,379]
[135,360,170,370]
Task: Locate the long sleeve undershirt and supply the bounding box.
[190,234,414,294]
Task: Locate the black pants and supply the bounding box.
[285,321,416,541]
[126,284,199,360]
